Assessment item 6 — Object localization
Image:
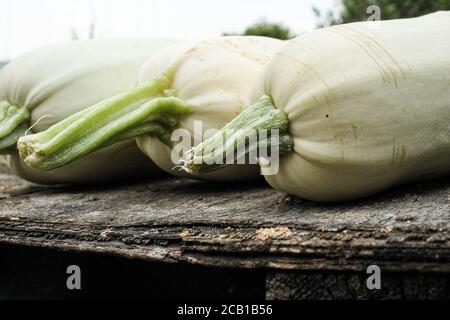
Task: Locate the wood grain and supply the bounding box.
[0,160,449,273]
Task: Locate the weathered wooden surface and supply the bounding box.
[0,160,449,273]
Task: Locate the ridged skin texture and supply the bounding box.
[136,36,284,181]
[0,39,177,184]
[250,12,450,202]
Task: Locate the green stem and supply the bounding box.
[181,95,293,174]
[18,74,192,170]
[0,100,30,151]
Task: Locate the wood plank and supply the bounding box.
[0,160,449,272]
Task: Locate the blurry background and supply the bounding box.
[0,0,449,65]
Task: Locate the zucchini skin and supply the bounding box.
[6,140,159,185]
[136,36,283,182]
[0,39,176,184]
[253,12,450,202]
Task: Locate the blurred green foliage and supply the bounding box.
[242,21,292,39]
[224,20,292,40]
[315,0,450,27]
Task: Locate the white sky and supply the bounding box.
[0,0,341,61]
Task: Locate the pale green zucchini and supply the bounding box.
[0,38,177,184]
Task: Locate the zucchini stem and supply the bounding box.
[17,74,192,170]
[181,95,293,174]
[0,100,30,151]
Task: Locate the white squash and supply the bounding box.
[18,36,283,181]
[184,12,450,202]
[136,36,283,181]
[0,38,177,184]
